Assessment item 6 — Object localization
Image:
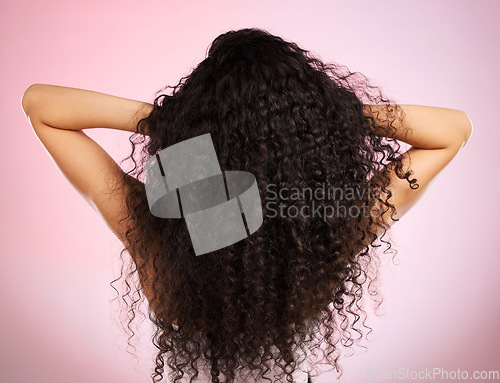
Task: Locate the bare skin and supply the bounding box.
[21,84,473,318]
[360,104,473,242]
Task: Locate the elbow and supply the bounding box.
[461,110,473,148]
[21,84,43,117]
[21,84,35,116]
[442,110,473,152]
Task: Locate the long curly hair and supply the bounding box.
[111,27,417,383]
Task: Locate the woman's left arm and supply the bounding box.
[21,83,153,245]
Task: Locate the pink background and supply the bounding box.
[1,0,498,382]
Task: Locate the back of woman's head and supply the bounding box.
[116,27,413,383]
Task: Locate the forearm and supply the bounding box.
[363,104,473,150]
[21,84,153,134]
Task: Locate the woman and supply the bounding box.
[21,28,472,383]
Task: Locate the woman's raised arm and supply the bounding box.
[21,84,153,246]
[361,104,473,237]
[21,83,153,134]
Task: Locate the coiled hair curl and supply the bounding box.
[111,27,417,383]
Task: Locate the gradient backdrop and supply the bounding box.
[1,1,498,382]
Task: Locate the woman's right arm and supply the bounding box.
[362,104,473,234]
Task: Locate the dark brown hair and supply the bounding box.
[112,27,415,383]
